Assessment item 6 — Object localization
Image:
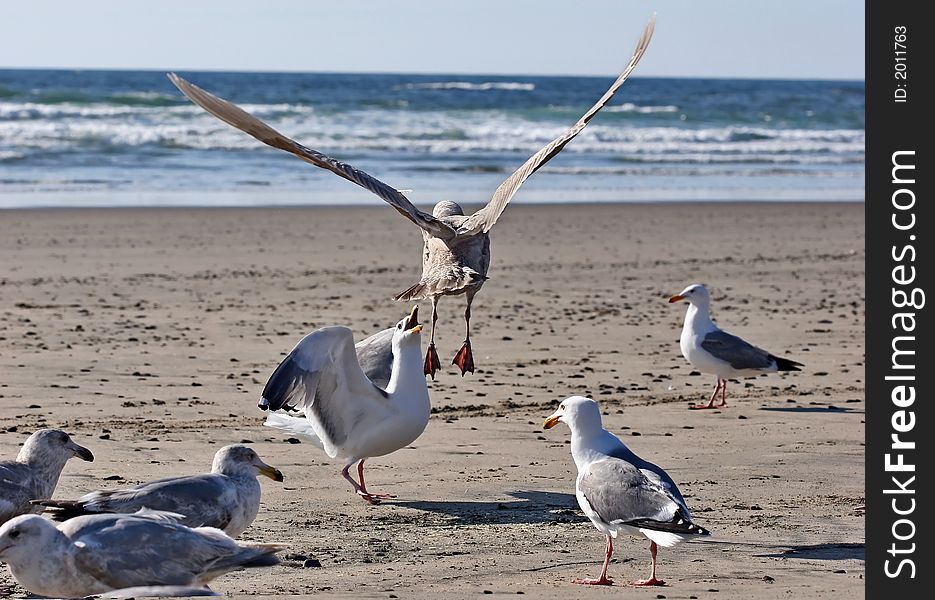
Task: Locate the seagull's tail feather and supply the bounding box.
[772,356,803,371]
[627,509,711,547]
[394,282,428,302]
[236,544,287,568]
[264,412,324,449]
[30,499,93,521]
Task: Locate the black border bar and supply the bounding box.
[866,1,931,597]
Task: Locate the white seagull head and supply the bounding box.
[668,283,711,308]
[543,396,603,434]
[391,305,424,351]
[17,429,94,466]
[212,445,284,482]
[0,515,63,564]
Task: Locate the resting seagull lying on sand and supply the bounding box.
[669,283,803,409]
[0,510,282,598]
[167,15,655,379]
[544,397,710,586]
[259,307,429,504]
[0,429,94,525]
[33,445,282,537]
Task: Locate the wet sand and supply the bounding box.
[0,202,864,598]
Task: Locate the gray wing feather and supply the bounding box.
[577,457,680,526]
[167,74,456,240]
[701,329,775,370]
[67,514,246,588]
[0,462,40,523]
[456,16,655,236]
[354,327,395,390]
[78,475,236,531]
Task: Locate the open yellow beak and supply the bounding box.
[405,305,421,332]
[668,294,684,303]
[543,415,561,429]
[258,464,284,482]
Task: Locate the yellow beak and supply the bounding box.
[258,464,284,482]
[543,415,561,429]
[405,305,421,332]
[668,294,685,303]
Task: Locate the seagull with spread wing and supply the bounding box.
[167,16,654,378]
[258,307,429,504]
[669,283,803,409]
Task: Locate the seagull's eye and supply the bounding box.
[559,404,565,410]
[9,529,20,539]
[397,323,403,330]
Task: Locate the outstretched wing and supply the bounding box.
[354,327,395,391]
[456,16,655,237]
[701,329,776,371]
[168,73,456,240]
[259,326,390,457]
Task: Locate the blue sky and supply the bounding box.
[1,0,864,79]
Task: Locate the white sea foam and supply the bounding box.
[403,81,535,91]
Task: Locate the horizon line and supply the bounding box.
[0,65,865,84]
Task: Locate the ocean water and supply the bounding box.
[0,69,864,208]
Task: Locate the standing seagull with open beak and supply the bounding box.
[167,16,655,379]
[669,284,803,409]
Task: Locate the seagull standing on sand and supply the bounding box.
[669,283,803,409]
[0,429,94,524]
[167,15,655,379]
[0,510,282,598]
[259,308,429,504]
[543,397,710,586]
[33,445,283,537]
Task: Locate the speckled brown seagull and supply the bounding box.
[167,16,654,378]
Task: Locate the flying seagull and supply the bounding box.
[0,510,282,597]
[166,15,655,379]
[33,445,283,537]
[544,396,710,586]
[669,283,803,409]
[259,307,430,504]
[0,429,94,525]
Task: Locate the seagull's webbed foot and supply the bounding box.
[451,340,475,376]
[424,343,442,379]
[630,577,666,586]
[688,402,721,410]
[573,576,614,586]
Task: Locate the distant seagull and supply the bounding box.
[0,429,94,525]
[0,510,282,598]
[259,307,429,504]
[669,284,803,409]
[544,397,710,586]
[34,445,283,537]
[167,15,655,379]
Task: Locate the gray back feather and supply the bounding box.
[354,327,395,390]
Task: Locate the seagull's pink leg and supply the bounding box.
[631,541,666,586]
[341,462,377,504]
[718,378,728,407]
[574,535,615,585]
[356,459,396,501]
[690,378,722,410]
[452,292,476,376]
[424,297,442,379]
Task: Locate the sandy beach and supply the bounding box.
[0,201,864,598]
